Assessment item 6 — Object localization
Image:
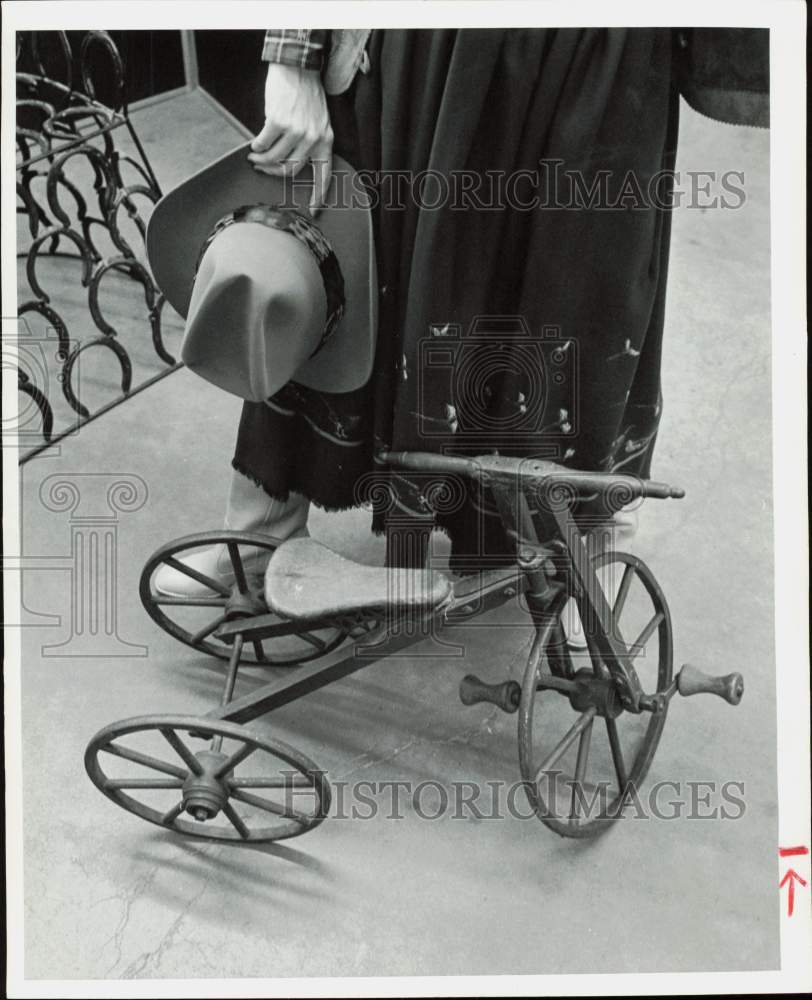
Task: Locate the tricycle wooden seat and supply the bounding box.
[264,538,453,621]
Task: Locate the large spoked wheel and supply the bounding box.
[519,551,673,838]
[85,715,331,842]
[140,532,350,666]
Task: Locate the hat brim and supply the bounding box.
[146,144,377,395]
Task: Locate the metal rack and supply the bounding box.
[15,30,179,461]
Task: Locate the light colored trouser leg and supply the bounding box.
[216,474,310,577]
[225,471,310,540]
[154,472,310,596]
[562,528,628,649]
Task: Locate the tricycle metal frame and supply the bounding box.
[206,450,677,725]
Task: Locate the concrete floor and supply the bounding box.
[16,88,777,980]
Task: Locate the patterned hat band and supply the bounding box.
[195,204,346,359]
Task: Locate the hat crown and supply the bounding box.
[183,222,328,400]
[146,144,377,399]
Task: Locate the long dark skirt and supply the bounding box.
[234,28,680,567]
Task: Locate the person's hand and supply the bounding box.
[248,62,333,215]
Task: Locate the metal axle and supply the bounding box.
[640,663,744,714]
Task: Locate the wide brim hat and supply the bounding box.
[146,144,377,399]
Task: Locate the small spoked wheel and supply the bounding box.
[139,532,350,666]
[519,551,673,838]
[85,715,331,842]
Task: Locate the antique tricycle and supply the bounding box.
[85,450,744,842]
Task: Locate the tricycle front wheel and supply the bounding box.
[518,551,673,838]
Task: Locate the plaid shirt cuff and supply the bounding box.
[262,29,330,71]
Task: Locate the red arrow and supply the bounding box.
[779,868,808,917]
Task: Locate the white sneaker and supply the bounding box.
[154,543,272,598]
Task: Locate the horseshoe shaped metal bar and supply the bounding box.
[62,335,133,418]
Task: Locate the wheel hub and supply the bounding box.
[224,585,267,623]
[182,749,230,821]
[568,668,624,719]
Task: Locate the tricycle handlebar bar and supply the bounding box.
[379,450,684,501]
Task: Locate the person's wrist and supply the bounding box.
[265,63,324,85]
[261,50,326,73]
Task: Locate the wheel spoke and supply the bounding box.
[300,631,327,652]
[213,741,257,779]
[222,802,251,840]
[160,728,204,775]
[612,563,634,621]
[573,722,593,784]
[612,563,635,620]
[252,640,266,662]
[160,800,186,825]
[226,541,249,594]
[101,741,186,778]
[629,612,664,661]
[190,613,228,646]
[152,596,226,608]
[105,777,184,790]
[231,787,313,825]
[160,556,231,597]
[569,720,594,824]
[228,775,312,789]
[533,707,597,786]
[605,717,628,790]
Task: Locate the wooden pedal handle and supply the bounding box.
[459,675,521,714]
[677,664,744,706]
